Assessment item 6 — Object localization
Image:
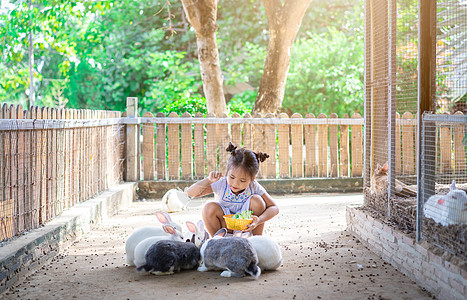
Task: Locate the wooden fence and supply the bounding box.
[0,104,124,241]
[136,110,466,181]
[138,111,366,180]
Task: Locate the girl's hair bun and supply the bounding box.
[226,142,237,154]
[255,152,270,163]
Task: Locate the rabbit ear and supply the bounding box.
[186,221,197,234]
[213,228,227,238]
[196,220,204,231]
[382,162,389,172]
[163,224,176,235]
[156,211,172,224]
[450,180,457,192]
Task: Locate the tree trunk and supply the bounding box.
[253,0,312,115]
[180,0,226,116]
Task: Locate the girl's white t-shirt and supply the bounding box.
[210,177,266,215]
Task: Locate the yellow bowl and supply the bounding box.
[223,214,253,231]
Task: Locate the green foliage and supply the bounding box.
[283,27,364,117]
[143,50,203,113]
[228,90,256,115]
[1,0,367,117]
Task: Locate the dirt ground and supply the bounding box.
[2,193,434,300]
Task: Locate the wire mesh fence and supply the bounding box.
[364,0,467,258]
[0,104,124,242]
[420,113,466,260]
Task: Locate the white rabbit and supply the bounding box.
[136,240,201,275]
[423,180,467,226]
[232,232,282,271]
[125,211,183,266]
[185,220,210,248]
[198,229,261,279]
[248,236,283,271]
[134,225,185,269]
[161,188,191,212]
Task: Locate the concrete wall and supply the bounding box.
[137,177,363,199]
[346,206,466,300]
[0,182,137,294]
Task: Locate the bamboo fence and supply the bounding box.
[0,104,124,241]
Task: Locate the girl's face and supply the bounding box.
[226,167,254,195]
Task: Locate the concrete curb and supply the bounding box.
[137,177,364,199]
[0,182,137,293]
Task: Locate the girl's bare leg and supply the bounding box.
[249,195,266,235]
[202,202,226,237]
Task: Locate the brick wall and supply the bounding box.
[346,206,466,300]
[0,182,136,294]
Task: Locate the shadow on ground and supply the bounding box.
[2,193,433,300]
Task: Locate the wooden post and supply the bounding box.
[125,97,139,181]
[278,113,290,178]
[181,112,193,180]
[56,108,63,214]
[453,112,466,174]
[291,113,303,178]
[143,112,155,180]
[317,113,328,177]
[24,108,32,231]
[16,105,25,233]
[72,109,79,205]
[388,0,396,205]
[402,112,415,175]
[329,113,338,177]
[304,113,316,177]
[416,0,436,242]
[395,113,401,175]
[155,112,166,180]
[253,113,264,178]
[9,105,18,235]
[219,113,230,175]
[264,113,276,178]
[1,104,14,240]
[351,113,363,177]
[243,113,252,150]
[340,113,350,177]
[231,113,241,147]
[167,112,180,180]
[194,112,205,179]
[32,106,41,228]
[40,107,48,223]
[63,109,70,209]
[51,108,58,216]
[439,114,451,174]
[206,113,217,173]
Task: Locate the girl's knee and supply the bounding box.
[250,195,266,214]
[202,202,223,216]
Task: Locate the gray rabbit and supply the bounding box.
[136,240,201,275]
[197,229,261,279]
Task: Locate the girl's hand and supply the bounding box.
[245,215,259,232]
[208,171,222,183]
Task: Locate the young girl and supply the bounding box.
[186,142,279,236]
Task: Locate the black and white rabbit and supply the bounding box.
[125,211,183,266]
[198,229,261,279]
[133,225,185,268]
[136,240,201,275]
